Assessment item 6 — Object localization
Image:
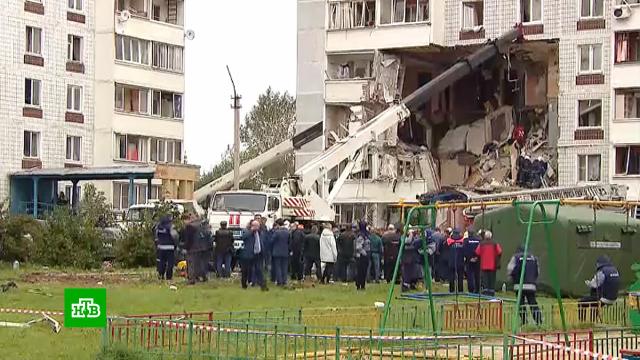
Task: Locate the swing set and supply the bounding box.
[379,198,640,354]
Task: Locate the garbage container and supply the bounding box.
[620,349,640,359]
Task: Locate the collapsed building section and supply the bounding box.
[325,38,561,226]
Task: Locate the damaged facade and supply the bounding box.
[297,0,640,227]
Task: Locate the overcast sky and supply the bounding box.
[184,1,297,172]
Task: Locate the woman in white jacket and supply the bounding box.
[319,223,338,284]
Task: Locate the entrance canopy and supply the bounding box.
[10,165,156,217]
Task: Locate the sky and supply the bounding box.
[184,1,297,172]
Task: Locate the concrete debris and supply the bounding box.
[466,119,486,156]
[438,125,469,156]
[0,313,61,333]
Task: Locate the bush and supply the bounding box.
[81,183,116,228]
[0,215,43,262]
[33,207,104,269]
[96,346,160,360]
[115,221,156,268]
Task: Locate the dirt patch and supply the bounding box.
[20,271,146,285]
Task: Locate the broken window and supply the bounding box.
[520,0,542,23]
[329,55,374,79]
[615,146,640,176]
[67,35,82,62]
[615,32,640,63]
[328,1,376,29]
[67,85,82,112]
[578,99,602,127]
[462,1,483,29]
[115,134,147,162]
[152,42,184,72]
[115,35,149,65]
[116,0,147,17]
[580,0,603,17]
[380,0,429,24]
[66,135,81,162]
[26,26,42,55]
[25,78,41,107]
[115,84,149,114]
[579,44,602,73]
[23,131,39,158]
[615,89,640,119]
[578,154,601,182]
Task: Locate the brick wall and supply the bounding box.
[0,0,95,197]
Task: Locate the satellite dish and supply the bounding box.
[119,10,131,22]
[185,29,195,40]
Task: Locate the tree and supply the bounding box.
[198,87,296,190]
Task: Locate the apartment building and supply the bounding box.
[94,0,198,211]
[0,0,95,208]
[610,0,640,203]
[297,0,624,226]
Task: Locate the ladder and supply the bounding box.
[469,184,628,202]
[167,0,178,24]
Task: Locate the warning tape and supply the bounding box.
[512,335,628,360]
[0,308,64,316]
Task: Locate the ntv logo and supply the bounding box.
[71,298,101,319]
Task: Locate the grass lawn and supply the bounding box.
[1,263,453,359]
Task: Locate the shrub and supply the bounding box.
[0,215,43,262]
[115,221,156,268]
[81,183,116,228]
[96,346,160,360]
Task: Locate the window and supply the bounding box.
[615,32,640,63]
[152,5,161,21]
[115,84,150,114]
[66,136,81,162]
[26,26,42,55]
[68,0,83,11]
[150,138,182,163]
[380,0,429,24]
[615,89,640,119]
[112,183,129,210]
[520,0,542,23]
[23,131,40,158]
[152,42,184,72]
[151,90,183,119]
[581,0,603,17]
[328,1,376,29]
[67,35,82,62]
[579,44,602,74]
[578,154,601,182]
[116,0,147,15]
[24,78,41,107]
[462,1,483,29]
[67,85,82,112]
[615,146,640,176]
[578,99,602,127]
[115,35,149,65]
[115,134,147,162]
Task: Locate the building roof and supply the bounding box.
[11,165,156,181]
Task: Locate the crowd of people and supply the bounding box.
[153,213,622,324]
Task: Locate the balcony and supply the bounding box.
[325,79,372,104]
[612,32,640,88]
[114,62,184,93]
[612,0,640,32]
[325,53,374,103]
[113,112,184,141]
[326,0,435,52]
[116,0,184,45]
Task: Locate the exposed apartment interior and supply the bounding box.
[115,0,184,26]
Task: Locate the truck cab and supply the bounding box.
[208,190,282,250]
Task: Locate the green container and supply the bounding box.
[474,205,640,297]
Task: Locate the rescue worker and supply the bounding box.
[368,227,383,283]
[319,222,338,284]
[271,219,291,286]
[240,220,268,291]
[354,221,371,290]
[446,228,465,293]
[336,224,356,282]
[290,223,305,281]
[436,228,452,284]
[401,229,421,292]
[155,215,178,281]
[579,255,620,322]
[382,224,401,283]
[507,246,541,325]
[214,221,234,278]
[303,225,322,280]
[463,228,481,294]
[475,230,502,296]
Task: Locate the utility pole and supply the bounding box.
[226,65,241,191]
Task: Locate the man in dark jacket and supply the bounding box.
[579,255,620,322]
[214,221,234,278]
[446,228,465,293]
[303,225,322,280]
[507,246,541,325]
[401,229,421,292]
[463,228,481,294]
[382,224,401,283]
[240,220,268,290]
[431,228,446,282]
[336,224,356,282]
[290,223,305,281]
[182,215,209,284]
[271,219,290,286]
[155,215,177,280]
[368,229,383,283]
[436,228,451,284]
